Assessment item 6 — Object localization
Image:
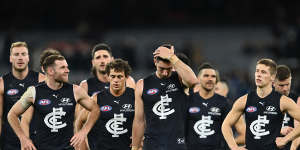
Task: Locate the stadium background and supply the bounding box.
[0,0,300,102]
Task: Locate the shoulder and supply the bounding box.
[79,80,88,91]
[126,76,136,89]
[232,94,248,109]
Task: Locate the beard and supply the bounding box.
[13,65,28,72]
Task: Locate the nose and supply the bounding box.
[162,70,169,76]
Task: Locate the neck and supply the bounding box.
[96,71,109,83]
[46,77,64,90]
[256,84,273,98]
[12,67,29,80]
[199,86,214,99]
[110,87,126,97]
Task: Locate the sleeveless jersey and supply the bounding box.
[2,70,39,150]
[88,87,135,150]
[30,82,76,150]
[244,90,283,150]
[87,77,109,96]
[186,93,230,150]
[142,72,187,150]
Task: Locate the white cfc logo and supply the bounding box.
[282,113,290,128]
[250,115,270,139]
[194,115,215,138]
[44,107,67,132]
[152,94,175,119]
[105,113,128,137]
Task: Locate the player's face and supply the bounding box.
[215,82,229,97]
[155,61,173,79]
[255,64,274,88]
[53,60,69,83]
[92,50,112,74]
[108,69,126,92]
[10,46,29,72]
[198,69,217,92]
[274,77,291,96]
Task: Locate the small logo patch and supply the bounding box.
[246,106,257,112]
[147,88,159,95]
[7,89,19,96]
[38,99,51,106]
[189,107,200,113]
[101,105,112,112]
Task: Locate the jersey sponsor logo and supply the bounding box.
[7,89,19,96]
[250,115,270,139]
[189,107,200,113]
[101,105,112,112]
[105,113,128,137]
[194,115,215,138]
[208,107,221,116]
[152,94,175,119]
[120,104,134,112]
[44,107,67,132]
[264,105,278,115]
[147,88,159,95]
[38,99,51,106]
[246,106,257,113]
[166,84,179,93]
[58,98,73,106]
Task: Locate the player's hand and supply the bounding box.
[276,137,288,149]
[70,130,88,148]
[153,45,174,60]
[280,126,294,135]
[20,135,37,150]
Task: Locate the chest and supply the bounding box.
[188,99,223,122]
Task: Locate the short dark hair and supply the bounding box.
[197,62,219,82]
[105,58,132,77]
[91,43,112,59]
[42,55,65,73]
[276,65,291,81]
[176,52,190,66]
[40,49,61,66]
[257,58,277,75]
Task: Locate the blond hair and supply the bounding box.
[10,41,28,54]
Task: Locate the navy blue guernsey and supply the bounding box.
[186,93,230,150]
[244,90,283,150]
[88,87,135,150]
[87,77,109,96]
[31,82,76,150]
[1,70,39,150]
[142,72,187,150]
[281,92,299,150]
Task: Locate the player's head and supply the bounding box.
[42,55,69,83]
[154,44,174,79]
[197,63,218,92]
[215,80,229,97]
[105,58,132,92]
[255,58,277,88]
[274,65,291,96]
[10,41,29,72]
[91,43,113,76]
[40,48,61,72]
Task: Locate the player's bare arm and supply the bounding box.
[276,96,300,148]
[222,94,247,150]
[234,116,246,145]
[7,86,37,150]
[71,85,100,148]
[132,79,145,150]
[126,76,136,89]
